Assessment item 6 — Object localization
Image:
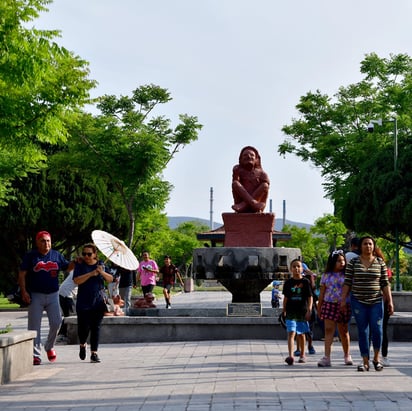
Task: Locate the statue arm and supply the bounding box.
[232,165,241,182]
[260,170,270,185]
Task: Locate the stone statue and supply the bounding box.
[231,146,270,213]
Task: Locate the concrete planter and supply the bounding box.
[0,330,36,384]
[392,291,412,311]
[65,310,412,344]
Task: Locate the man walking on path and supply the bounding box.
[18,231,75,365]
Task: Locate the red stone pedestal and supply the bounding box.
[222,213,275,247]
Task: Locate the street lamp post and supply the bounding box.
[393,118,401,291]
[367,117,401,291]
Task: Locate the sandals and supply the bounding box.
[357,360,384,372]
[285,356,294,365]
[357,363,370,372]
[373,360,384,371]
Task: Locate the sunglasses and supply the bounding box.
[332,250,344,256]
[82,252,93,257]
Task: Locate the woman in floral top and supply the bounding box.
[317,250,352,367]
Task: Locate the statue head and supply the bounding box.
[238,146,262,170]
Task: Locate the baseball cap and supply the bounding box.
[36,231,51,241]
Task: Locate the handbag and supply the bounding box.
[100,289,114,313]
[105,298,115,313]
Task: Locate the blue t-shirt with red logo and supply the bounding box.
[20,249,69,294]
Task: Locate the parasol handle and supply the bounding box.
[102,246,122,266]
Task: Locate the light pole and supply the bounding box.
[367,117,401,291]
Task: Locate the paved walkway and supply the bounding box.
[1,292,412,411]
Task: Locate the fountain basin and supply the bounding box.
[193,247,301,302]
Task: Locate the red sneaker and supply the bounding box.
[33,356,41,365]
[47,349,57,362]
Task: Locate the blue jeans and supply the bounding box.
[119,286,132,315]
[351,295,383,358]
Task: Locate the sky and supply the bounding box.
[34,0,412,225]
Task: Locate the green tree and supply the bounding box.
[0,0,95,204]
[58,85,202,246]
[279,53,412,242]
[168,221,210,275]
[132,210,171,260]
[311,214,347,252]
[282,214,348,273]
[0,166,129,295]
[132,215,208,277]
[282,224,325,273]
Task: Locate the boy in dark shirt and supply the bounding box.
[282,259,313,365]
[159,255,184,309]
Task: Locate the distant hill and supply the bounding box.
[168,216,312,231]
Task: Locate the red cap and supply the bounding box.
[35,231,51,241]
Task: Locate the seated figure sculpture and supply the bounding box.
[231,146,270,213]
[133,293,156,308]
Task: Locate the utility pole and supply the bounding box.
[209,187,214,230]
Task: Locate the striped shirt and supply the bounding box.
[344,256,389,305]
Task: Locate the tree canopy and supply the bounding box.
[282,213,346,274]
[54,84,202,246]
[0,166,129,292]
[279,53,412,240]
[0,0,95,204]
[0,3,203,296]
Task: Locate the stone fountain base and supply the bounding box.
[193,246,301,302]
[63,292,412,344]
[64,311,412,344]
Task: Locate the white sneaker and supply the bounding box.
[317,356,331,367]
[382,357,390,366]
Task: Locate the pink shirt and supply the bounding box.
[138,260,158,286]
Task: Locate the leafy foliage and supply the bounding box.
[132,213,208,276]
[279,53,412,240]
[310,214,347,251]
[0,167,129,294]
[0,5,203,296]
[0,0,95,204]
[167,221,210,275]
[282,214,347,274]
[282,224,325,273]
[55,85,202,246]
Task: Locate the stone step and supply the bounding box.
[64,312,412,344]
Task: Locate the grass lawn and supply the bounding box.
[1,282,268,310]
[133,284,189,299]
[0,296,20,310]
[0,285,183,310]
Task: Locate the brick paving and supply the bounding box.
[1,292,411,411]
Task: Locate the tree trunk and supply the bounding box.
[127,205,135,248]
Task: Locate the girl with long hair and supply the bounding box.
[317,250,352,367]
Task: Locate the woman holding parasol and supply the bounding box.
[73,243,113,363]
